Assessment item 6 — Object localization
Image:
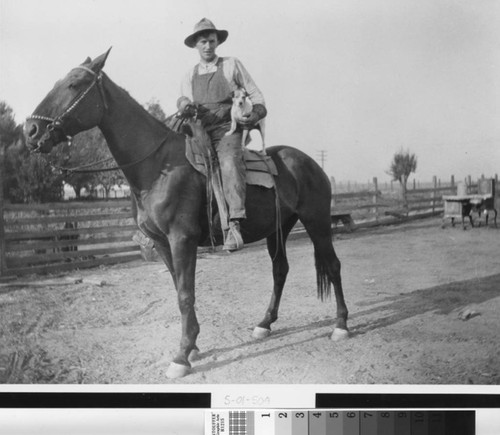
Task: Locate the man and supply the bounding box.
[178,18,267,251]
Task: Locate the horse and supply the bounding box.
[24,49,349,379]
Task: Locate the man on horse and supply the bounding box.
[177,18,267,251]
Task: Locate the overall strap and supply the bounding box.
[192,57,232,108]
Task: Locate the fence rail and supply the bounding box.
[0,199,141,277]
[1,174,498,278]
[329,175,499,227]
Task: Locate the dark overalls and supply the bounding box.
[192,59,246,220]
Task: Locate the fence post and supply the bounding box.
[372,177,379,222]
[0,148,6,277]
[330,177,336,208]
[432,176,437,213]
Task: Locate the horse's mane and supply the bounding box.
[103,72,172,133]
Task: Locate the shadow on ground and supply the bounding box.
[190,273,500,375]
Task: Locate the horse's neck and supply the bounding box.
[97,75,181,191]
[98,75,167,158]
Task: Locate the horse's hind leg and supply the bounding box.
[301,215,349,341]
[253,215,299,339]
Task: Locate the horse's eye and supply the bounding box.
[68,83,76,89]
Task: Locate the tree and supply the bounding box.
[0,101,21,199]
[145,98,167,123]
[1,101,63,203]
[51,127,124,198]
[6,145,64,203]
[387,149,417,211]
[0,101,21,150]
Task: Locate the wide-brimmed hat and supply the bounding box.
[184,18,228,48]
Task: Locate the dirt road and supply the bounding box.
[1,217,499,384]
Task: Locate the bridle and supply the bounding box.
[27,65,107,149]
[27,64,171,174]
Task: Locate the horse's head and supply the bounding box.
[25,48,112,153]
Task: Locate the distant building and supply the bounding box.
[62,182,131,200]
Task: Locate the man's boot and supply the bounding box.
[223,220,244,252]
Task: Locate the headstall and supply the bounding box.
[27,65,107,147]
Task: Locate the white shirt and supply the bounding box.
[180,56,265,106]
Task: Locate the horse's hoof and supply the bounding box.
[252,326,271,339]
[188,349,201,362]
[331,328,349,341]
[165,362,191,379]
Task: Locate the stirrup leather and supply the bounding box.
[223,222,244,251]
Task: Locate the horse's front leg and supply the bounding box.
[165,233,200,379]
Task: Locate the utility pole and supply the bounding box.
[317,150,327,170]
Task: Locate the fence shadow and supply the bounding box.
[349,272,500,336]
[190,273,500,376]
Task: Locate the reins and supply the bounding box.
[262,157,285,260]
[50,135,170,174]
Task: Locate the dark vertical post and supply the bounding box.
[432,176,437,213]
[373,177,379,222]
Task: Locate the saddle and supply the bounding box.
[183,120,277,188]
[180,120,278,239]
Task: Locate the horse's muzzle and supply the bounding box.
[24,120,59,153]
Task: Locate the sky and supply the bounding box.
[1,0,499,183]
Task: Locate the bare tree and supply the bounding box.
[387,149,417,211]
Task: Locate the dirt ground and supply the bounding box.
[0,217,499,385]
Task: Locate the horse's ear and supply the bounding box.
[89,47,112,73]
[82,57,92,65]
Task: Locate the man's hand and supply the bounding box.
[239,111,260,127]
[180,104,198,119]
[176,97,197,119]
[239,104,267,127]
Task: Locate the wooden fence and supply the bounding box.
[327,174,499,230]
[0,199,140,277]
[331,176,451,223]
[1,174,497,278]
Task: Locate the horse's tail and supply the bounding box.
[314,249,333,301]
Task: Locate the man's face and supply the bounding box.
[195,32,219,62]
